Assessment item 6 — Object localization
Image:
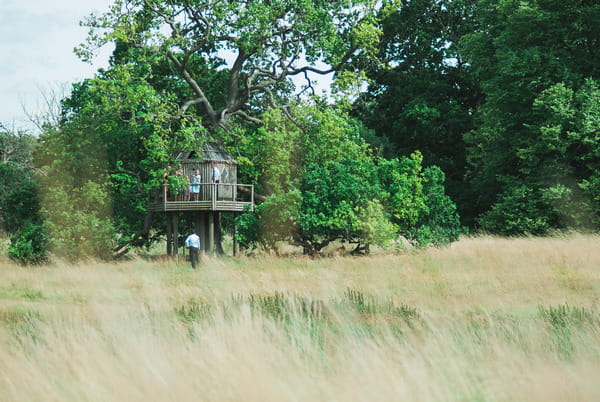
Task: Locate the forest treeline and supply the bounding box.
[1,0,598,263]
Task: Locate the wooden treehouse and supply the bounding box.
[148,142,254,257]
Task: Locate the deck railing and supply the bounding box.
[149,183,254,212]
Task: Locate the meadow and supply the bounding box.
[0,234,599,401]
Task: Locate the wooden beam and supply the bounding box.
[208,212,215,255]
[166,212,173,256]
[233,212,239,257]
[173,213,179,256]
[199,213,207,253]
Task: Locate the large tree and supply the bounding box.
[78,0,382,132]
[0,126,47,264]
[353,0,482,225]
[35,65,191,259]
[0,126,39,234]
[235,103,460,254]
[461,0,600,233]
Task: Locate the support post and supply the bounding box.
[166,212,173,256]
[208,212,215,255]
[199,213,207,254]
[173,213,179,257]
[233,212,239,257]
[194,212,202,235]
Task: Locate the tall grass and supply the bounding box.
[0,234,599,401]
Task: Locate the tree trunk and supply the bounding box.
[215,212,225,255]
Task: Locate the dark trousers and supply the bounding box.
[189,247,200,268]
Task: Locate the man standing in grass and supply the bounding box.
[185,232,201,269]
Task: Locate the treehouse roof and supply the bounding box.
[174,141,237,165]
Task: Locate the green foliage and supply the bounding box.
[0,163,43,234]
[8,222,48,265]
[376,153,427,228]
[475,79,600,234]
[477,183,552,235]
[461,0,600,234]
[538,304,597,331]
[35,64,198,259]
[352,0,600,234]
[353,0,481,225]
[298,159,381,252]
[236,191,302,251]
[377,153,461,247]
[538,303,598,359]
[174,291,421,342]
[0,308,42,344]
[78,0,382,129]
[409,166,461,246]
[236,104,419,254]
[344,289,419,323]
[237,106,461,254]
[175,299,212,325]
[0,128,41,236]
[2,180,42,235]
[40,179,115,261]
[354,200,398,248]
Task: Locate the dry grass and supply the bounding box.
[0,234,599,401]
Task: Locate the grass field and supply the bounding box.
[0,234,599,401]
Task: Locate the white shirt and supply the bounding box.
[212,166,221,182]
[185,233,201,249]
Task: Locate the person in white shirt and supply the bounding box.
[211,163,221,183]
[211,163,221,199]
[185,232,201,268]
[190,169,201,201]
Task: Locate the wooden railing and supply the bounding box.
[149,183,254,212]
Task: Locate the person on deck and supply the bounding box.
[185,231,201,269]
[211,164,221,183]
[174,167,188,201]
[190,169,201,201]
[211,163,221,198]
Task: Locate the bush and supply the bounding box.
[409,166,461,246]
[8,222,48,265]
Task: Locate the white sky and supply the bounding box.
[0,0,114,133]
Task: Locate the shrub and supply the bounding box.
[8,222,49,265]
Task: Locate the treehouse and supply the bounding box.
[148,142,254,257]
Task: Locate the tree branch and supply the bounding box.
[167,50,219,124]
[110,169,143,193]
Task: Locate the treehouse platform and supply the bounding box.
[150,141,254,259]
[148,182,254,258]
[147,183,254,213]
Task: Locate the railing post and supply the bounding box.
[251,185,254,211]
[212,183,216,210]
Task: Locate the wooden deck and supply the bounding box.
[147,183,254,213]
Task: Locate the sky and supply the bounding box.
[0,0,114,133]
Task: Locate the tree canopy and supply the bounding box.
[78,0,382,131]
[3,0,600,262]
